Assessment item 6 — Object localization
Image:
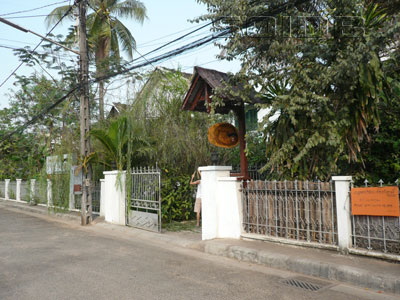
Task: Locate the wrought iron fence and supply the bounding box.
[8,181,17,200]
[231,164,268,180]
[92,183,100,213]
[34,181,47,205]
[0,181,5,198]
[350,179,400,255]
[20,181,29,202]
[242,180,337,246]
[74,182,100,213]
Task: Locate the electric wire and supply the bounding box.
[1,0,310,142]
[0,1,70,17]
[0,0,78,89]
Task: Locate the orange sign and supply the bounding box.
[351,186,400,217]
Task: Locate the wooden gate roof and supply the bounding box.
[181,66,252,114]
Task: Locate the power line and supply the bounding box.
[2,0,310,142]
[0,43,77,61]
[0,1,70,17]
[0,0,78,89]
[2,14,61,20]
[138,22,213,47]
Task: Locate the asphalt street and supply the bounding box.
[0,207,398,300]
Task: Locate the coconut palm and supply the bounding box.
[46,0,147,120]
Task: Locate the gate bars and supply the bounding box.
[242,180,337,246]
[129,167,161,232]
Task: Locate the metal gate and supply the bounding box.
[127,167,161,232]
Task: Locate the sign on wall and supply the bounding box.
[351,186,400,217]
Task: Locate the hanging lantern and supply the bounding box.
[208,122,239,148]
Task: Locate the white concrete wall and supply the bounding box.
[333,176,353,254]
[100,179,105,217]
[5,179,10,200]
[103,171,126,225]
[216,177,242,239]
[199,166,236,240]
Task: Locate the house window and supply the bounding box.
[235,108,258,131]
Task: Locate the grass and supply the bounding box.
[162,220,200,232]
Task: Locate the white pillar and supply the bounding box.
[16,179,22,201]
[100,179,105,217]
[47,179,53,207]
[103,171,126,225]
[216,177,242,239]
[5,179,10,200]
[198,166,232,240]
[30,179,36,205]
[332,176,353,254]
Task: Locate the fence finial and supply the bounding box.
[364,179,369,187]
[378,179,384,187]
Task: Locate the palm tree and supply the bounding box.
[89,116,151,169]
[46,0,147,120]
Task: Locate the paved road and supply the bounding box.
[0,207,397,300]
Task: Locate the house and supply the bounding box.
[106,67,192,119]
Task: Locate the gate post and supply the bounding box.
[199,166,232,240]
[5,179,10,200]
[332,176,352,254]
[103,171,126,225]
[16,179,22,201]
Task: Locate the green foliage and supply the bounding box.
[127,68,213,173]
[90,115,152,171]
[161,171,195,223]
[197,0,400,180]
[162,220,199,232]
[50,173,70,210]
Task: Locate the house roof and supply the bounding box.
[107,102,128,119]
[182,66,261,114]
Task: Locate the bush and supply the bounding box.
[161,171,196,223]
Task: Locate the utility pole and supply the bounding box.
[78,0,92,225]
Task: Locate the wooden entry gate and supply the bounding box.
[127,167,162,232]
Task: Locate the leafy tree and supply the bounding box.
[197,0,400,180]
[0,40,88,179]
[46,0,147,120]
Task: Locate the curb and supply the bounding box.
[0,199,81,221]
[195,240,400,295]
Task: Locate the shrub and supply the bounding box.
[161,171,196,223]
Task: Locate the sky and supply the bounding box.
[0,0,241,109]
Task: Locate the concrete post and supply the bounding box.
[16,179,22,201]
[100,179,105,217]
[5,179,10,200]
[47,179,53,207]
[332,176,353,254]
[103,171,126,225]
[198,166,232,240]
[216,177,242,239]
[30,179,36,205]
